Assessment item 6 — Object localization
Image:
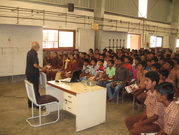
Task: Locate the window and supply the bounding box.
[138,0,148,18]
[176,39,179,48]
[59,31,74,47]
[43,29,75,49]
[150,36,163,48]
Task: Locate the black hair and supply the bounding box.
[63,54,68,57]
[135,57,141,62]
[172,57,178,63]
[159,57,166,61]
[58,54,63,57]
[151,63,161,71]
[166,54,171,60]
[89,48,93,53]
[150,52,155,55]
[108,56,113,59]
[95,49,99,51]
[117,57,124,62]
[113,54,118,59]
[145,71,159,85]
[151,57,158,63]
[146,59,151,62]
[134,54,139,58]
[138,61,147,69]
[54,51,58,55]
[166,60,175,69]
[100,54,105,58]
[46,51,51,54]
[84,59,90,64]
[155,82,175,102]
[75,54,79,58]
[107,51,112,54]
[108,60,114,65]
[159,69,169,78]
[70,54,75,56]
[90,58,97,63]
[125,56,133,62]
[98,59,104,63]
[103,48,107,51]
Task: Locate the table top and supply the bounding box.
[47,81,105,95]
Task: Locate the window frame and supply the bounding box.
[150,36,163,48]
[43,29,76,51]
[176,38,179,48]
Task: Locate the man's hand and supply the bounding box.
[111,82,116,88]
[133,122,142,128]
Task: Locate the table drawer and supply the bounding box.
[64,93,76,103]
[64,93,76,115]
[65,103,76,115]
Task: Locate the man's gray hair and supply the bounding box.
[31,41,39,48]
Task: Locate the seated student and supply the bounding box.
[62,54,78,78]
[164,60,175,83]
[159,57,166,70]
[151,57,158,65]
[43,51,52,66]
[146,59,151,71]
[113,54,118,62]
[77,52,85,69]
[132,57,141,80]
[89,52,96,61]
[50,52,59,68]
[54,54,71,80]
[172,58,179,98]
[132,61,148,102]
[171,57,178,68]
[98,54,107,68]
[106,57,129,101]
[97,60,115,87]
[136,61,148,88]
[123,56,133,80]
[84,54,89,60]
[158,69,169,84]
[155,82,179,135]
[151,63,161,72]
[125,71,165,135]
[95,53,100,60]
[58,54,63,68]
[95,49,100,54]
[81,59,98,80]
[94,59,106,81]
[140,54,146,61]
[46,54,63,80]
[103,48,107,56]
[80,59,91,79]
[89,48,93,54]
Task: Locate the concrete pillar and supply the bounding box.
[170,0,179,51]
[94,0,105,51]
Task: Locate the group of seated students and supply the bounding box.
[43,48,179,134]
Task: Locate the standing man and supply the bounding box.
[25,41,46,107]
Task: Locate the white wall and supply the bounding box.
[0,24,42,77]
[101,31,127,50]
[78,29,95,52]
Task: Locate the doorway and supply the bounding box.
[127,34,141,50]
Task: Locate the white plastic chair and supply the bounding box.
[24,80,60,127]
[40,72,47,90]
